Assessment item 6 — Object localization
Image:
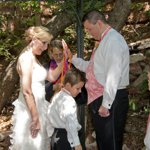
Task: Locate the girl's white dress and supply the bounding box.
[9,62,50,150]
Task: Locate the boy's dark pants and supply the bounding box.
[51,128,75,150]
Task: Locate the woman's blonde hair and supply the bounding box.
[24,26,53,43]
[17,26,53,72]
[19,26,53,55]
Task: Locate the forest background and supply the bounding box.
[0,0,150,150]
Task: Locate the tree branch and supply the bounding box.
[108,0,131,31]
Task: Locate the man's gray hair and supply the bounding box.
[82,10,107,24]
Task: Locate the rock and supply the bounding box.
[0,134,4,142]
[130,62,143,76]
[122,144,130,150]
[130,53,145,64]
[132,72,147,88]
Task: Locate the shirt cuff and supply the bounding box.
[70,136,80,147]
[102,100,112,109]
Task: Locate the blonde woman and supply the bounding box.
[9,26,63,150]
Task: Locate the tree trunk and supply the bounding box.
[46,11,74,38]
[0,59,19,113]
[108,0,131,31]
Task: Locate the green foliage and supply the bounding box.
[129,96,138,111]
[0,1,42,60]
[45,0,104,18]
[6,1,41,13]
[0,30,21,60]
[129,94,150,113]
[130,3,144,11]
[145,10,150,17]
[0,15,5,27]
[139,79,148,93]
[22,1,40,12]
[83,0,104,13]
[0,0,105,60]
[143,106,150,113]
[63,25,76,49]
[130,2,150,17]
[22,16,36,27]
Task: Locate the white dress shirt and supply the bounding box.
[47,89,81,147]
[72,28,129,109]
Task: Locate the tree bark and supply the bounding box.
[46,11,74,39]
[0,59,19,113]
[108,0,131,31]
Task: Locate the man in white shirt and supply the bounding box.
[72,10,129,150]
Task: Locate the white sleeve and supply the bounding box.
[102,39,123,109]
[61,99,81,147]
[46,118,54,138]
[72,55,89,72]
[47,104,54,137]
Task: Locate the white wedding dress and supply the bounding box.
[9,61,50,150]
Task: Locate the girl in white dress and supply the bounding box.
[9,26,63,150]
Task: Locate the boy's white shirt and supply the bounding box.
[47,89,81,147]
